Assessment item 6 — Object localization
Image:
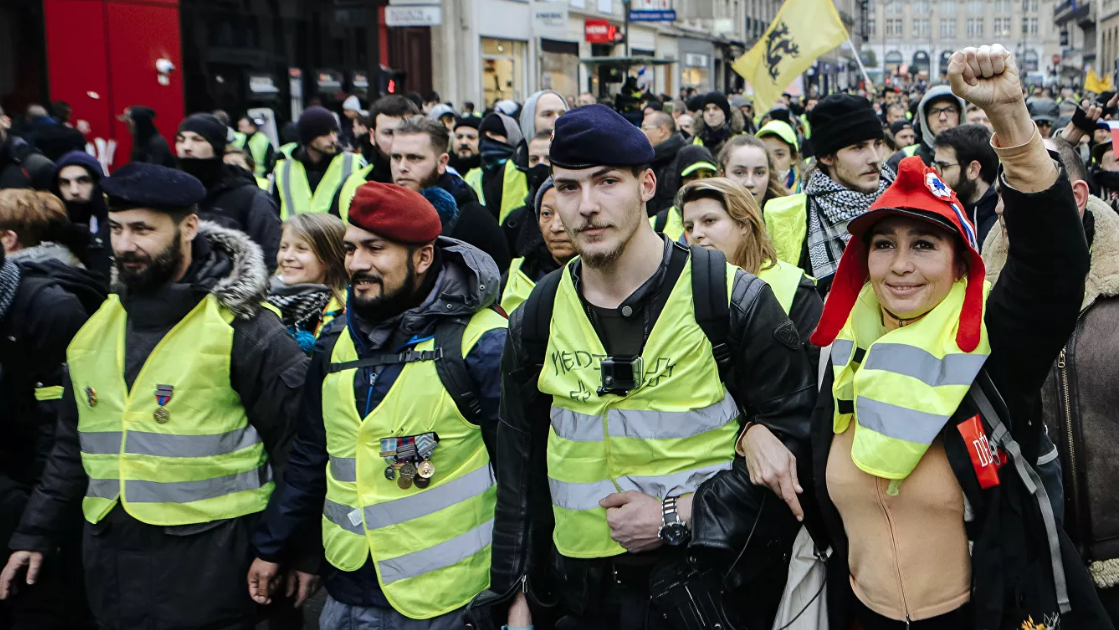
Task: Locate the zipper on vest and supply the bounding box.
[1057,347,1081,535]
[876,478,913,621]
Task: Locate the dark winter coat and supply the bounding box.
[251,238,506,608]
[649,132,689,215]
[986,194,1119,622]
[690,107,747,158]
[438,171,512,272]
[49,151,113,279]
[806,167,1113,630]
[197,164,282,274]
[9,223,309,630]
[0,136,55,190]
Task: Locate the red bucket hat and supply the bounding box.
[810,156,987,352]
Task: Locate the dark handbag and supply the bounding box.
[649,554,742,630]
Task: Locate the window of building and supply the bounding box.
[941,1,957,13]
[1022,49,1039,71]
[914,17,930,36]
[912,0,931,13]
[886,1,903,14]
[482,38,526,105]
[887,18,904,35]
[885,50,905,73]
[868,19,876,35]
[967,17,984,36]
[1030,17,1038,34]
[940,18,957,36]
[1030,0,1038,10]
[966,0,984,12]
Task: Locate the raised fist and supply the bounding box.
[947,45,1022,113]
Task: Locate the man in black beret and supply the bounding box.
[1,162,311,630]
[176,113,282,273]
[485,104,815,630]
[764,93,892,295]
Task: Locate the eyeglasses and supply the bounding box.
[933,161,959,172]
[929,106,959,118]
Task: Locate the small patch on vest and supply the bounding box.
[348,508,363,527]
[774,321,800,350]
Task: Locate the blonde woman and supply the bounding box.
[267,213,348,352]
[678,178,822,355]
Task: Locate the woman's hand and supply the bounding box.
[948,44,1035,148]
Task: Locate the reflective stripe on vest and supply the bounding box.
[649,207,685,241]
[68,294,272,526]
[465,168,485,205]
[246,132,271,177]
[276,152,364,220]
[832,281,991,480]
[320,309,506,619]
[763,193,808,267]
[539,258,739,558]
[499,161,529,225]
[500,258,536,314]
[757,259,807,315]
[336,165,376,222]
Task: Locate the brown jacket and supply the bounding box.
[984,194,1119,589]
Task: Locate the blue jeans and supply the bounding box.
[319,596,466,630]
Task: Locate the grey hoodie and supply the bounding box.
[916,85,967,150]
[519,90,569,140]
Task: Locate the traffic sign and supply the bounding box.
[628,9,676,21]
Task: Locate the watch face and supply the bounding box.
[660,523,690,546]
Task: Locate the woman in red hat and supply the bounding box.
[766,45,1113,630]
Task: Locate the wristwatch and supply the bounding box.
[657,496,690,546]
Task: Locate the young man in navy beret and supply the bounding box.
[486,104,815,630]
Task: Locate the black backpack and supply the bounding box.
[323,315,492,423]
[518,246,734,383]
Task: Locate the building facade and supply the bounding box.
[866,0,1061,87]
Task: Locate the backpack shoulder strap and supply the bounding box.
[434,317,483,423]
[689,246,732,381]
[519,267,564,370]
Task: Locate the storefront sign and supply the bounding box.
[249,74,279,94]
[684,53,708,67]
[585,19,617,43]
[628,9,675,21]
[534,4,569,29]
[385,5,442,27]
[316,70,343,91]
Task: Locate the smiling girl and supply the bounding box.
[267,213,348,352]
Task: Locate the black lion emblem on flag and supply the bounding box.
[765,22,800,81]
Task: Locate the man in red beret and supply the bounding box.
[247,181,508,628]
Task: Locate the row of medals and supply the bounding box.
[384,456,436,489]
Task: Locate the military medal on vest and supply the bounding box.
[154,384,174,423]
[379,433,439,489]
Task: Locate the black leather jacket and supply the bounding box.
[487,241,817,612]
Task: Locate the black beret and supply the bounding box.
[103,162,206,212]
[548,104,654,170]
[454,115,481,131]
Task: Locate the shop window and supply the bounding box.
[482,38,526,106]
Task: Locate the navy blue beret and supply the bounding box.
[102,162,206,212]
[549,104,654,170]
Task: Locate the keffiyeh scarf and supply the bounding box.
[805,165,895,280]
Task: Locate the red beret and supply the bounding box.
[811,156,988,352]
[347,181,441,244]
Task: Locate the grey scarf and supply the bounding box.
[805,165,895,280]
[0,259,21,322]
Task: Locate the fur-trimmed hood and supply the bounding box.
[983,194,1119,312]
[111,220,268,320]
[691,107,747,145]
[8,242,84,268]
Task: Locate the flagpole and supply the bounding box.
[847,37,874,90]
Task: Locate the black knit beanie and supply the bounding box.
[178,113,227,154]
[808,94,884,157]
[703,92,732,123]
[297,106,339,146]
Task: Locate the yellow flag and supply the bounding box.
[732,0,849,115]
[1085,67,1112,94]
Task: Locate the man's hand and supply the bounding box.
[1063,92,1119,144]
[737,424,803,521]
[247,558,285,605]
[284,570,321,608]
[948,44,1034,148]
[600,491,665,553]
[0,551,43,599]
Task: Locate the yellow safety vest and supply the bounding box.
[275,152,364,220]
[498,161,529,225]
[757,259,807,314]
[649,207,685,241]
[335,165,376,222]
[255,176,271,192]
[234,132,272,178]
[68,295,272,526]
[763,194,807,267]
[232,131,247,148]
[279,143,297,159]
[830,281,991,482]
[320,310,506,619]
[465,168,485,204]
[540,258,740,558]
[500,258,536,314]
[903,144,921,157]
